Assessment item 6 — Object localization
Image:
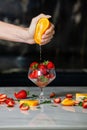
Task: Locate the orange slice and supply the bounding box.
[34,18,50,44]
[19,99,39,107]
[61,98,75,106]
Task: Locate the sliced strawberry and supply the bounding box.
[5,98,15,105]
[46,61,55,69]
[54,97,61,104]
[7,101,15,107]
[82,102,87,109]
[30,62,39,70]
[66,94,73,99]
[19,103,29,111]
[0,94,7,99]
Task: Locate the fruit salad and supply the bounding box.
[28,60,56,88]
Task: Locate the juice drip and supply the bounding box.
[39,45,42,62]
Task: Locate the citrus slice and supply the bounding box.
[61,98,75,106]
[76,93,87,101]
[19,99,39,107]
[34,18,50,44]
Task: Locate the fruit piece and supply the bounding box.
[82,102,87,109]
[30,62,39,70]
[76,93,87,102]
[29,70,38,79]
[34,18,50,44]
[61,98,75,106]
[19,100,39,107]
[50,92,56,98]
[38,64,47,75]
[7,101,15,107]
[66,94,73,99]
[14,90,27,99]
[19,103,30,111]
[5,98,15,105]
[46,61,55,69]
[54,97,61,103]
[0,94,7,102]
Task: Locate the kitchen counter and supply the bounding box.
[0,86,87,130]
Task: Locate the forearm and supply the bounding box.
[0,21,31,44]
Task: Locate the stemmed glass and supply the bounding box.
[28,61,56,102]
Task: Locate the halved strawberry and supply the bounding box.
[5,98,15,105]
[19,103,29,111]
[30,62,39,70]
[54,97,61,104]
[7,101,15,107]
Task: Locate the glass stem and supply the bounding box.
[40,87,44,100]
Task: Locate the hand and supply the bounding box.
[28,13,55,45]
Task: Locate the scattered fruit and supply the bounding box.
[54,97,61,104]
[66,94,73,99]
[61,98,75,106]
[50,92,56,98]
[19,100,39,107]
[19,103,30,111]
[14,90,28,99]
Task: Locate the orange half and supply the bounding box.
[34,18,50,44]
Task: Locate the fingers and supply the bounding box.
[32,13,51,24]
[41,23,55,45]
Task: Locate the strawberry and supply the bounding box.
[50,92,56,98]
[82,102,87,109]
[66,94,73,99]
[46,61,55,69]
[54,97,61,104]
[19,103,30,111]
[29,70,38,79]
[14,90,27,99]
[38,64,47,75]
[5,98,15,105]
[30,62,39,70]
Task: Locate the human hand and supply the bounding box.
[28,13,55,45]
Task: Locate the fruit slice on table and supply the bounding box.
[61,98,75,106]
[76,93,87,102]
[34,18,50,44]
[19,100,39,107]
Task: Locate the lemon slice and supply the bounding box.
[19,99,39,107]
[76,93,87,101]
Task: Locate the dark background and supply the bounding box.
[0,0,87,86]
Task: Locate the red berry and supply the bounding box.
[38,64,47,75]
[14,90,27,99]
[29,70,38,79]
[83,102,87,108]
[54,97,61,104]
[47,61,55,69]
[66,94,73,99]
[30,62,39,69]
[50,92,56,98]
